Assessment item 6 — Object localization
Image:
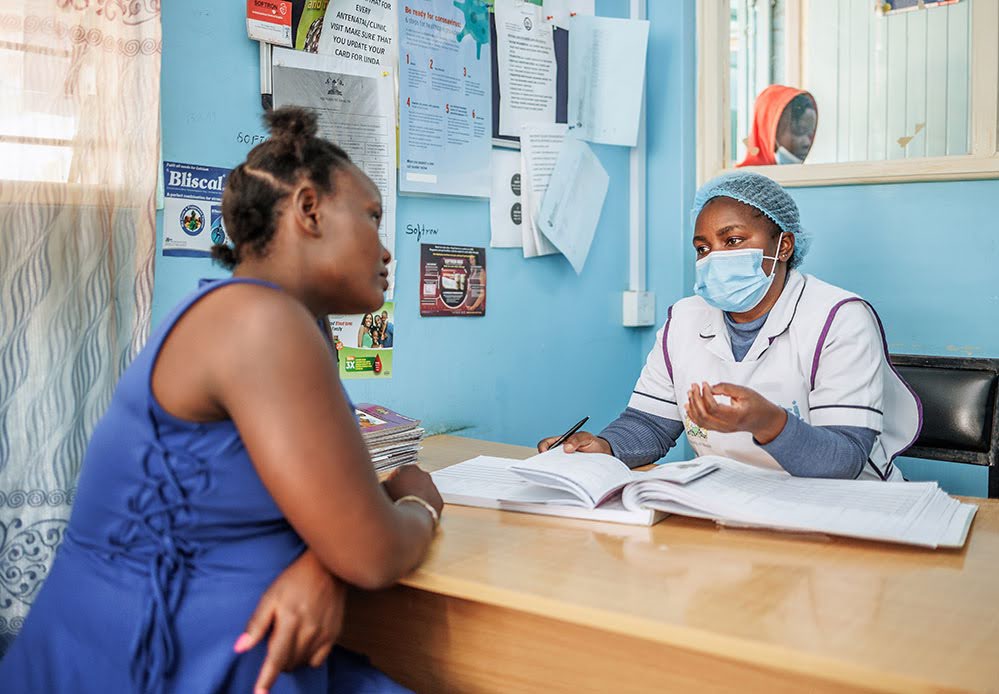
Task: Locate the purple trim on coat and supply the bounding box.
[809,298,861,390]
[661,305,674,381]
[809,298,923,464]
[863,301,924,463]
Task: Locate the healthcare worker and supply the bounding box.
[539,172,921,481]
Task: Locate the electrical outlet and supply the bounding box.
[622,291,656,327]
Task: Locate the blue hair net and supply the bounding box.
[691,172,811,268]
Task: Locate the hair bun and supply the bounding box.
[264,107,318,140]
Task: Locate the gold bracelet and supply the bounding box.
[394,495,440,529]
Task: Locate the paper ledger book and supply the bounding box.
[431,449,719,527]
[432,449,978,547]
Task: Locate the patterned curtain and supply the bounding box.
[0,0,160,653]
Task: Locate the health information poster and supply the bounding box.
[326,301,395,379]
[398,0,491,197]
[420,244,486,316]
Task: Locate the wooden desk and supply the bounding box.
[341,436,999,693]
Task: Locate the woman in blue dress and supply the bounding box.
[0,107,442,693]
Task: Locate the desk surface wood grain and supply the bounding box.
[402,435,999,692]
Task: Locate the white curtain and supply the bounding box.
[0,0,160,652]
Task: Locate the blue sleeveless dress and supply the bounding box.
[0,278,409,693]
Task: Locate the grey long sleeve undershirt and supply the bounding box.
[599,407,875,478]
[598,311,878,478]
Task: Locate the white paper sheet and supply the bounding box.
[537,137,608,273]
[272,48,397,297]
[489,149,524,248]
[567,15,650,146]
[317,0,398,68]
[519,122,566,257]
[495,0,557,137]
[397,0,492,197]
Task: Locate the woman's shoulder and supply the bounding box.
[164,279,319,360]
[795,273,881,338]
[664,294,715,331]
[798,273,863,305]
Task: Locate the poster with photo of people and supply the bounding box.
[325,301,395,379]
[419,244,487,317]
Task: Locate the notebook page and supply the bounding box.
[509,447,634,507]
[632,458,721,485]
[626,459,960,544]
[432,456,545,501]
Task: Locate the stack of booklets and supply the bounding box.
[355,403,424,472]
[431,449,978,548]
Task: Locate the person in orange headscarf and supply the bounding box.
[738,85,818,167]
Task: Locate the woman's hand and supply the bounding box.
[381,464,444,517]
[234,550,345,694]
[536,432,613,455]
[685,382,787,444]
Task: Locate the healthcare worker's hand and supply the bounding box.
[234,549,346,693]
[537,431,613,455]
[686,382,788,444]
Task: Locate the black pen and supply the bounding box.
[548,416,589,450]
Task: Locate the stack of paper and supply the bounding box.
[621,460,978,549]
[433,449,978,547]
[355,404,424,472]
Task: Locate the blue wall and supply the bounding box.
[158,1,995,495]
[157,1,652,448]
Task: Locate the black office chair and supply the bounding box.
[891,354,999,499]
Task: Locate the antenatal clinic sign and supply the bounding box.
[163,161,232,258]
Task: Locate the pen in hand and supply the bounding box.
[547,416,589,451]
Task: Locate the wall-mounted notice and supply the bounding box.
[273,47,397,296]
[247,0,330,50]
[537,136,608,274]
[567,15,650,147]
[327,301,395,379]
[246,0,293,46]
[494,0,556,137]
[420,244,486,316]
[398,0,491,197]
[317,0,397,67]
[519,122,565,257]
[489,148,522,248]
[162,161,230,258]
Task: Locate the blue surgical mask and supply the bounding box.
[693,233,783,313]
[776,145,803,165]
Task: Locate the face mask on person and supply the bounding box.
[693,232,784,313]
[775,145,803,165]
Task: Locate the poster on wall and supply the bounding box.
[326,301,395,379]
[397,0,491,197]
[420,244,486,316]
[247,0,330,50]
[162,161,231,258]
[317,0,398,68]
[273,47,398,296]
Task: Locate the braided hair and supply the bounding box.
[213,107,353,269]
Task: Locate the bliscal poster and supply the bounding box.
[326,301,395,379]
[162,162,231,258]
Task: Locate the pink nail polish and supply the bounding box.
[233,633,252,653]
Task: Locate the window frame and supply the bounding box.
[697,0,999,187]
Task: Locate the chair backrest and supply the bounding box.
[891,354,999,498]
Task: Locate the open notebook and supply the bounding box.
[432,449,719,526]
[432,448,978,547]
